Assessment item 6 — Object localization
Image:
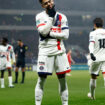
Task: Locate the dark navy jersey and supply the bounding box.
[15,45,28,60]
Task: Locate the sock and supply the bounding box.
[35,77,46,105]
[15,72,18,82]
[90,79,96,98]
[1,78,5,88]
[21,72,25,83]
[8,76,13,86]
[58,78,68,105]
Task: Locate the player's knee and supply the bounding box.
[35,89,43,101]
[57,74,65,79]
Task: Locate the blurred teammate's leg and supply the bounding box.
[0,70,5,88]
[35,74,47,105]
[8,68,14,87]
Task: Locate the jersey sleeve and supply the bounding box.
[89,32,95,43]
[89,32,95,53]
[50,15,69,40]
[36,14,53,36]
[10,46,16,63]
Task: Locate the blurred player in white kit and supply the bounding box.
[0,37,15,88]
[35,0,71,105]
[88,18,105,99]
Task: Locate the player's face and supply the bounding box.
[17,41,21,46]
[42,0,54,9]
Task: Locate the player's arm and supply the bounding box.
[36,15,53,36]
[50,15,69,40]
[11,46,16,63]
[89,32,96,61]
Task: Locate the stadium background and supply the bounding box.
[0,0,105,67]
[1,1,105,105]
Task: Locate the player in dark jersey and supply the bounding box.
[14,40,28,84]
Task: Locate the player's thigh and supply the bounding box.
[6,61,12,69]
[100,61,105,73]
[0,59,6,70]
[55,53,71,73]
[89,62,102,75]
[37,55,54,73]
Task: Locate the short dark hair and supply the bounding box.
[2,37,8,43]
[39,0,43,3]
[93,18,104,27]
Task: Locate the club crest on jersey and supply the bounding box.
[39,66,44,70]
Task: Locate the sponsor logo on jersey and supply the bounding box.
[39,62,45,65]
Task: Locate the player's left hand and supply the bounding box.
[90,53,96,61]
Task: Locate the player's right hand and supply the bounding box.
[47,5,56,18]
[90,53,96,61]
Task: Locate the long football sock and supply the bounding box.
[1,78,5,88]
[15,72,18,82]
[21,72,25,83]
[35,77,46,105]
[90,79,96,98]
[8,76,13,86]
[58,78,68,105]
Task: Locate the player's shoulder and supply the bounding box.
[36,11,45,19]
[89,30,96,36]
[57,12,67,20]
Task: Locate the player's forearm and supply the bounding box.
[89,42,94,53]
[12,52,16,63]
[50,29,69,40]
[37,18,53,36]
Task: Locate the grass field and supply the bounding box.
[0,70,105,105]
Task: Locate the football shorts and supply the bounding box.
[37,53,71,75]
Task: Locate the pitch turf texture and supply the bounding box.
[0,70,105,105]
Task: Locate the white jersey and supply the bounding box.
[89,28,105,62]
[36,11,69,56]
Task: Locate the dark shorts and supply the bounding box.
[16,59,25,68]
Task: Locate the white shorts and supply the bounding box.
[0,58,12,70]
[37,53,71,75]
[89,61,105,75]
[0,58,7,70]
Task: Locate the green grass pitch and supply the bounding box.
[0,70,105,105]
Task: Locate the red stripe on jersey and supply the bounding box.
[7,54,9,61]
[37,23,46,28]
[90,41,95,43]
[102,72,105,74]
[51,28,61,33]
[56,69,71,75]
[57,39,61,50]
[58,15,62,27]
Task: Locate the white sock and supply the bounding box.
[35,77,46,105]
[58,78,68,105]
[90,79,96,98]
[1,78,5,88]
[8,76,13,86]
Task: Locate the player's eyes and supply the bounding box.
[43,0,51,5]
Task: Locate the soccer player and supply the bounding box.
[14,40,28,84]
[35,0,71,105]
[88,18,105,99]
[0,37,15,88]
